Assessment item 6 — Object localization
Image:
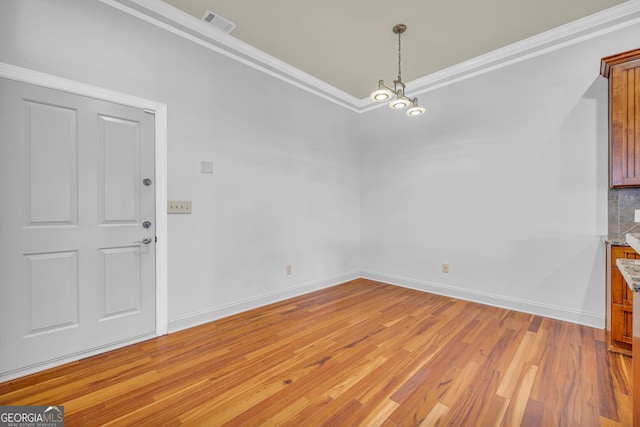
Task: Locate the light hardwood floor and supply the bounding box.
[0,278,633,426]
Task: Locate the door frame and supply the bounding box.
[0,62,169,336]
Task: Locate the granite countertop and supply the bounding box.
[627,233,640,251]
[616,233,640,292]
[617,258,640,292]
[604,234,631,246]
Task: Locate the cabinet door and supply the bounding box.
[610,58,640,187]
[612,268,635,306]
[612,304,634,344]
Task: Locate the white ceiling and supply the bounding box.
[160,0,627,99]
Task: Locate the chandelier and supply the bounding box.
[370,24,425,117]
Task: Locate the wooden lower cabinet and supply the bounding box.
[633,295,640,426]
[607,244,636,354]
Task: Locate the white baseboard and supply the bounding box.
[2,270,604,382]
[360,270,605,329]
[0,332,156,383]
[168,270,361,333]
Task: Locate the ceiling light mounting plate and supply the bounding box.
[393,24,407,35]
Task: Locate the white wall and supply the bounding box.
[2,0,639,333]
[359,23,640,327]
[0,0,361,331]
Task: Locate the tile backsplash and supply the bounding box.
[609,188,640,236]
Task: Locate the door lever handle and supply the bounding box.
[134,237,153,245]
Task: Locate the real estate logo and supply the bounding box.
[0,406,64,427]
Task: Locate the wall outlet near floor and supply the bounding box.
[286,265,292,275]
[442,263,449,273]
[168,200,192,214]
[635,209,640,222]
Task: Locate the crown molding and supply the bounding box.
[99,0,362,112]
[370,0,640,113]
[100,0,640,113]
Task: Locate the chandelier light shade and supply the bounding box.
[407,98,426,116]
[389,95,411,110]
[371,80,394,101]
[370,24,425,117]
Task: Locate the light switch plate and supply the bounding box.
[168,200,192,214]
[201,161,213,174]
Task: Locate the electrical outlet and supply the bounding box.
[168,200,192,214]
[286,265,292,275]
[442,263,449,273]
[635,209,640,223]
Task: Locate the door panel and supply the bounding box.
[0,78,156,378]
[100,246,142,319]
[99,114,141,223]
[26,250,79,335]
[25,100,78,225]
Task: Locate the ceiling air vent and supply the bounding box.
[201,11,236,34]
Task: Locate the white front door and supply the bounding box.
[0,78,156,378]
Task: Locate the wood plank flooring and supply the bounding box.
[0,278,633,426]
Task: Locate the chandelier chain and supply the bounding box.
[397,31,402,81]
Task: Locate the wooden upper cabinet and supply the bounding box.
[601,49,640,187]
